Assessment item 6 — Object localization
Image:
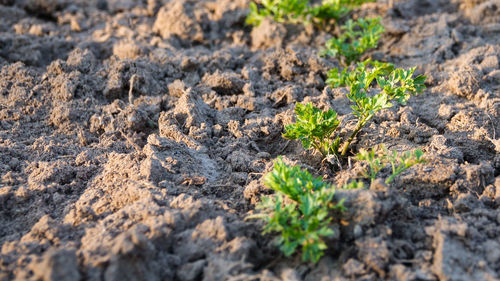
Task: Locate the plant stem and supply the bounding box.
[340,119,364,156]
[385,167,399,184]
[312,139,327,157]
[340,111,376,156]
[385,175,395,184]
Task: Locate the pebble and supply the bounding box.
[353,225,363,239]
[256,152,271,159]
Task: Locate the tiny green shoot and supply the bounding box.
[385,148,425,184]
[246,0,376,27]
[323,17,385,66]
[283,102,341,158]
[246,0,309,26]
[355,145,426,184]
[343,180,365,189]
[355,145,386,183]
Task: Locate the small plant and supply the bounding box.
[248,158,345,263]
[323,17,385,66]
[307,0,351,25]
[385,148,425,183]
[343,180,364,189]
[328,59,426,156]
[355,145,385,182]
[356,145,425,184]
[285,60,426,159]
[246,0,375,27]
[283,102,341,157]
[246,0,309,26]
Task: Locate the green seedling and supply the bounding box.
[356,145,425,184]
[323,17,385,66]
[246,0,375,27]
[307,0,351,25]
[355,145,385,183]
[343,180,364,189]
[246,0,309,26]
[285,60,426,159]
[385,148,425,184]
[308,0,375,26]
[248,157,345,263]
[328,59,426,156]
[283,102,341,157]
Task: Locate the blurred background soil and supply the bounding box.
[0,0,499,280]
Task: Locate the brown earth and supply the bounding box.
[0,0,499,280]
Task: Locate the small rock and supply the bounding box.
[176,259,206,281]
[353,225,363,239]
[112,40,143,60]
[446,65,481,99]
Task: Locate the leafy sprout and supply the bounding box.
[246,0,376,27]
[285,60,426,159]
[385,148,425,184]
[356,145,426,184]
[246,0,309,26]
[323,17,385,66]
[343,180,365,189]
[308,0,351,25]
[328,59,426,156]
[247,157,345,263]
[283,102,341,157]
[355,145,386,183]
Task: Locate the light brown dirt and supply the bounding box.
[0,0,499,280]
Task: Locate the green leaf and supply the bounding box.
[343,180,365,189]
[283,103,340,157]
[326,59,427,157]
[355,145,426,184]
[324,17,385,65]
[299,195,313,216]
[247,159,345,263]
[246,0,375,27]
